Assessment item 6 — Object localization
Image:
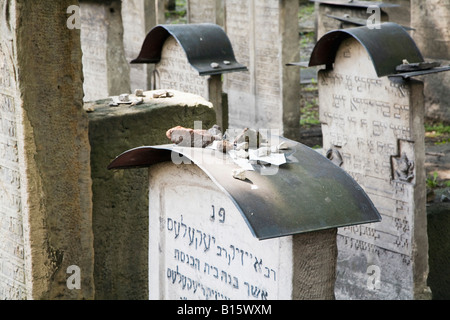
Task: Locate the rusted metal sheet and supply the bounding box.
[108,137,381,240]
[131,23,247,76]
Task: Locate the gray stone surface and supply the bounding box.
[318,37,430,299]
[0,0,94,300]
[80,0,130,101]
[86,90,216,300]
[411,0,450,124]
[315,2,389,39]
[122,0,164,92]
[154,36,225,129]
[224,0,300,141]
[187,0,224,25]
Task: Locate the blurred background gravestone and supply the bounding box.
[224,0,301,140]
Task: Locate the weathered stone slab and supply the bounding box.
[148,162,338,300]
[186,0,224,25]
[80,0,130,101]
[315,2,389,38]
[411,0,450,123]
[318,37,430,299]
[0,0,94,300]
[86,90,217,299]
[224,0,300,140]
[154,36,225,129]
[122,0,165,92]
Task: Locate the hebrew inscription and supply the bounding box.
[149,163,293,300]
[224,0,299,138]
[155,36,210,100]
[319,38,428,299]
[0,19,26,299]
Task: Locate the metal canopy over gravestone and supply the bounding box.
[309,22,439,299]
[108,138,381,299]
[132,23,247,130]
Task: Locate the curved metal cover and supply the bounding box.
[309,22,424,77]
[131,23,248,76]
[108,138,381,240]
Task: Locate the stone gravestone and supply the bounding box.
[133,24,247,132]
[186,0,224,26]
[147,163,337,300]
[0,0,94,299]
[224,0,300,141]
[156,37,211,106]
[312,0,392,38]
[122,0,165,92]
[108,135,381,300]
[80,0,130,101]
[411,0,450,123]
[86,90,217,300]
[312,24,431,299]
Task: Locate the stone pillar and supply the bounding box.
[318,37,430,299]
[224,0,300,141]
[0,0,94,299]
[80,0,130,101]
[411,0,450,123]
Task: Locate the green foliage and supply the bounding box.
[300,98,320,126]
[427,172,450,190]
[425,123,450,134]
[427,172,440,189]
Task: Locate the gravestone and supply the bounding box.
[312,0,392,38]
[313,25,431,299]
[86,90,217,299]
[108,135,381,300]
[133,24,247,131]
[147,163,337,300]
[224,0,300,141]
[80,0,130,101]
[122,0,165,91]
[0,0,94,299]
[411,0,450,123]
[186,0,224,25]
[156,37,211,104]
